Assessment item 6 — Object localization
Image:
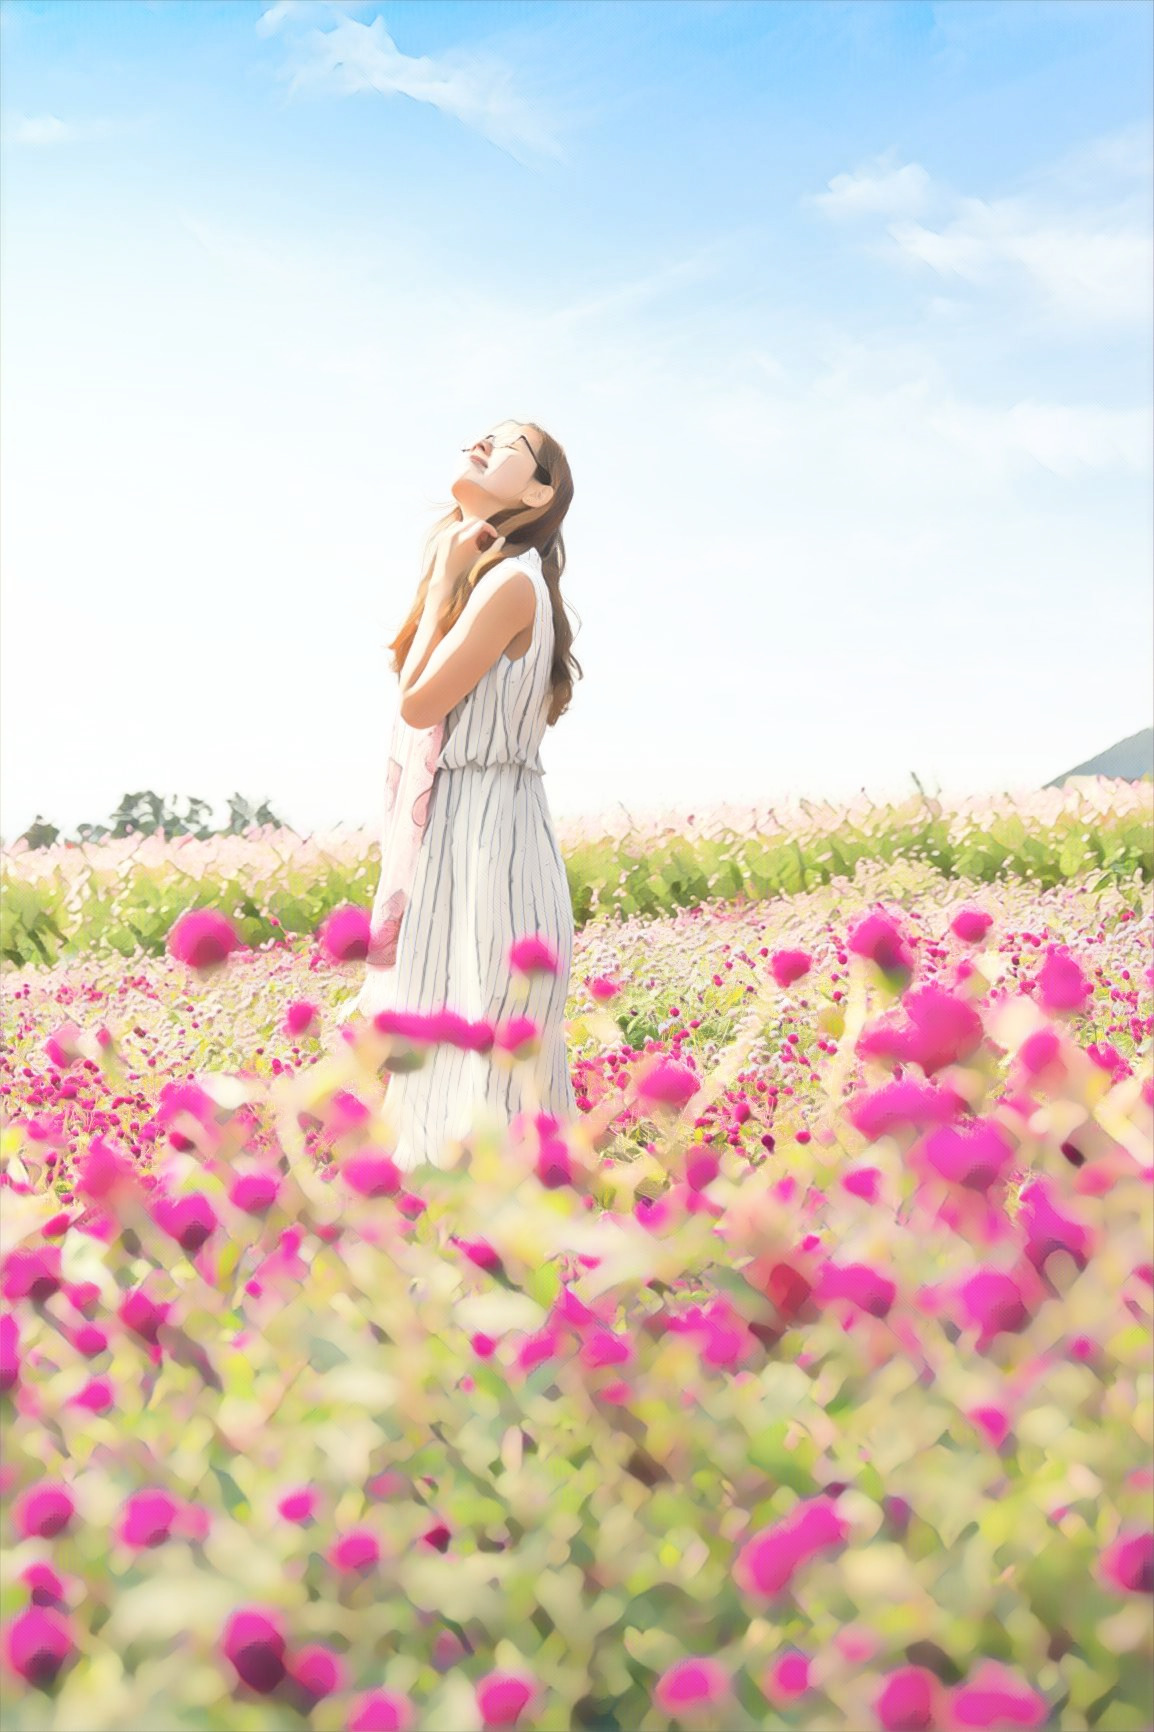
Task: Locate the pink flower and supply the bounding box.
[119,1287,171,1343]
[476,1669,538,1727]
[1018,1177,1094,1277]
[654,1657,731,1713]
[152,1191,219,1253]
[167,908,242,971]
[579,1328,634,1371]
[951,906,993,944]
[842,1166,883,1203]
[771,949,812,988]
[874,1664,943,1730]
[734,1497,848,1597]
[509,934,558,976]
[342,1151,403,1198]
[0,1314,19,1393]
[848,1078,966,1142]
[221,1607,286,1694]
[919,1119,1014,1194]
[318,903,371,964]
[13,1483,74,1540]
[2,1606,73,1689]
[288,1644,346,1701]
[284,1000,318,1037]
[1034,945,1092,1015]
[847,912,915,982]
[515,1326,563,1372]
[20,1563,67,1608]
[637,1059,700,1110]
[968,1404,1012,1448]
[348,1688,416,1731]
[69,1376,114,1413]
[817,1259,896,1319]
[1098,1530,1153,1595]
[589,976,619,1001]
[948,1660,1047,1727]
[277,1487,318,1524]
[859,985,984,1077]
[44,1020,85,1068]
[762,1651,812,1702]
[454,1236,505,1276]
[118,1490,182,1549]
[2,1247,62,1303]
[75,1138,139,1203]
[328,1528,380,1573]
[229,1170,281,1214]
[495,1015,540,1056]
[955,1269,1032,1347]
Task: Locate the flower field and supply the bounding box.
[0,787,1151,1731]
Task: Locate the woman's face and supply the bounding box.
[451,420,552,516]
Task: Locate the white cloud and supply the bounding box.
[811,134,1153,330]
[2,110,150,147]
[808,155,935,219]
[261,7,564,165]
[256,0,376,38]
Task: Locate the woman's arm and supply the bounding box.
[399,573,452,703]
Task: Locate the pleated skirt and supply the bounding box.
[381,760,579,1170]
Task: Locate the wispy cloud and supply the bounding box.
[810,130,1153,329]
[259,5,565,166]
[2,110,151,147]
[807,153,936,220]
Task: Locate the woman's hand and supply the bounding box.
[431,517,506,593]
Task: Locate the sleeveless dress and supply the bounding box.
[380,545,579,1170]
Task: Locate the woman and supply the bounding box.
[342,419,583,1172]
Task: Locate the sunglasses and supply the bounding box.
[462,431,550,485]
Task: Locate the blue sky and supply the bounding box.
[1,0,1151,843]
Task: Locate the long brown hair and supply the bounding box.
[387,421,583,726]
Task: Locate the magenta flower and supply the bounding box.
[328,1528,380,1573]
[536,1135,575,1189]
[734,1497,849,1597]
[167,907,242,971]
[509,933,559,976]
[229,1170,281,1214]
[277,1486,318,1525]
[842,1166,883,1203]
[75,1139,139,1204]
[771,948,812,988]
[2,1247,62,1304]
[847,912,916,982]
[284,1000,318,1037]
[118,1490,181,1549]
[654,1656,731,1714]
[0,1313,20,1393]
[221,1607,286,1694]
[476,1669,538,1727]
[318,903,371,964]
[762,1650,812,1701]
[515,1327,563,1372]
[955,1269,1032,1347]
[1016,1028,1064,1078]
[948,1660,1047,1727]
[119,1287,172,1344]
[342,1151,403,1198]
[589,975,619,1001]
[579,1328,634,1370]
[637,1059,700,1110]
[288,1643,346,1700]
[817,1259,897,1319]
[20,1563,67,1607]
[951,906,993,944]
[13,1483,75,1540]
[874,1664,942,1730]
[847,1078,966,1142]
[968,1404,1012,1448]
[454,1236,505,1275]
[920,1119,1014,1194]
[348,1689,416,1732]
[1034,945,1092,1015]
[152,1191,219,1253]
[495,1015,540,1056]
[860,985,984,1077]
[1098,1530,1153,1595]
[2,1606,73,1689]
[43,1020,84,1069]
[1018,1177,1094,1276]
[69,1376,114,1414]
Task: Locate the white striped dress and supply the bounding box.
[382,544,579,1170]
